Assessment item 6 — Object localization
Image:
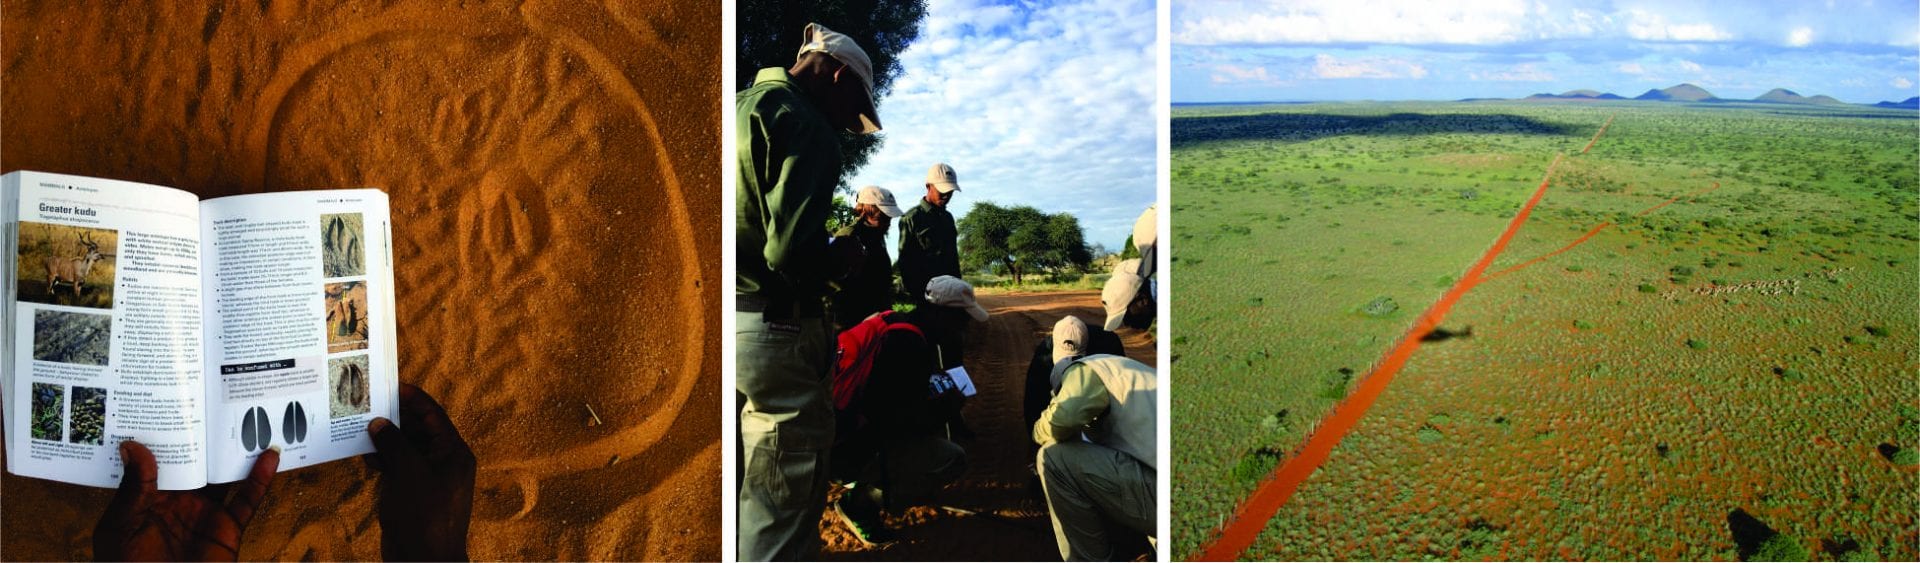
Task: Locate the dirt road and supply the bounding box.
[819,290,1157,561]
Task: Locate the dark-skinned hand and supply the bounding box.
[93,441,279,561]
[365,383,476,561]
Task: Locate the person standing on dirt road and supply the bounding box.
[897,163,965,369]
[830,185,905,333]
[828,275,989,547]
[736,22,882,562]
[896,163,961,307]
[1034,353,1158,562]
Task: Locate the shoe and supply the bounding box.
[832,494,898,547]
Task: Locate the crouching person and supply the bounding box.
[828,275,989,545]
[1034,353,1157,561]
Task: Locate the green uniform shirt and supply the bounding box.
[896,197,959,300]
[830,222,895,328]
[737,67,842,310]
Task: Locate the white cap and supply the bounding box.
[1051,315,1089,365]
[1102,259,1145,331]
[926,163,960,193]
[1132,204,1157,252]
[925,275,989,322]
[796,23,880,133]
[855,185,903,218]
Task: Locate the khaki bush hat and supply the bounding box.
[796,23,880,133]
[925,275,989,321]
[856,185,903,217]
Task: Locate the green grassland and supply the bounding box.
[1171,101,1918,560]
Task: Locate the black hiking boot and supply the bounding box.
[832,488,897,548]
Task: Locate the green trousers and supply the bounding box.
[736,311,834,561]
[1037,441,1156,561]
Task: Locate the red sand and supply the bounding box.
[818,291,1157,561]
[2,2,718,560]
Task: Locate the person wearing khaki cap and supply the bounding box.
[735,21,882,562]
[1101,257,1155,332]
[1034,353,1157,561]
[830,185,905,332]
[897,163,962,306]
[898,163,965,376]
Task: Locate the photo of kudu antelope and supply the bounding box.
[16,222,117,309]
[45,231,108,297]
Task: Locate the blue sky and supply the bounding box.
[848,0,1157,259]
[1173,0,1920,103]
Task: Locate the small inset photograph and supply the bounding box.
[15,222,117,310]
[325,281,369,353]
[320,212,365,277]
[69,386,107,445]
[328,354,371,418]
[30,383,64,441]
[32,309,112,366]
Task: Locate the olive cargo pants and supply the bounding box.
[736,312,834,561]
[1037,441,1156,561]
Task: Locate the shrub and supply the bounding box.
[1360,296,1400,317]
[1416,425,1443,443]
[1865,325,1889,337]
[1895,448,1920,466]
[1574,319,1596,330]
[1230,448,1282,483]
[1752,534,1809,562]
[1638,284,1659,293]
[1686,338,1708,350]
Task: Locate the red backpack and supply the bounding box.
[832,311,924,411]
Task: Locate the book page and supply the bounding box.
[3,171,208,490]
[198,189,398,483]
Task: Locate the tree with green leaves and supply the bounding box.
[737,0,927,191]
[957,202,1093,285]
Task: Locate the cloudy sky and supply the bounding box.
[848,0,1157,257]
[1173,0,1920,103]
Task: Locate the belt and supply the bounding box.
[736,293,825,318]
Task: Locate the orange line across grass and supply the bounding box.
[1195,117,1619,562]
[1194,153,1565,561]
[1481,180,1720,284]
[1581,115,1614,154]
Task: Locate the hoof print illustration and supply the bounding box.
[241,406,272,452]
[282,402,309,444]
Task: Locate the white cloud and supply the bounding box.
[1174,0,1533,45]
[1210,64,1281,84]
[1623,9,1732,41]
[1677,59,1704,73]
[1617,62,1646,74]
[1895,76,1915,89]
[848,0,1157,252]
[1787,26,1814,46]
[1312,54,1429,79]
[1471,62,1554,81]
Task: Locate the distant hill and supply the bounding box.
[1871,96,1919,109]
[1635,83,1718,102]
[1524,89,1628,101]
[1753,88,1849,105]
[1472,83,1897,107]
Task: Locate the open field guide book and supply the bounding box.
[3,170,398,489]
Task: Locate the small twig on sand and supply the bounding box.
[585,403,603,427]
[937,505,1049,535]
